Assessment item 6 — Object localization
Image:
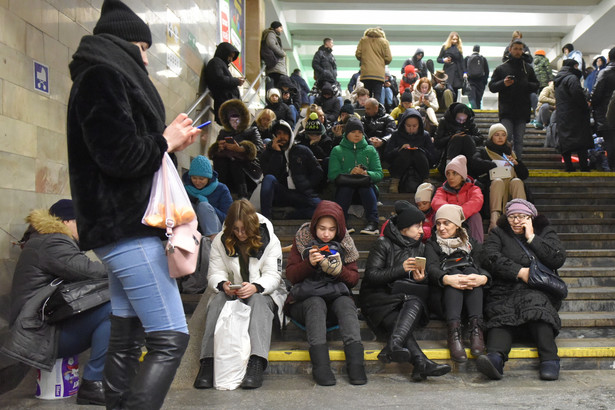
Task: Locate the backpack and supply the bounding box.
[467,54,484,80]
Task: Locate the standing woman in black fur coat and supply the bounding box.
[66,1,200,408]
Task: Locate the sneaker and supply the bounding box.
[360,222,379,235]
[534,122,544,130]
[347,227,355,234]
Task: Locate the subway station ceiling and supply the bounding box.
[264,0,615,87]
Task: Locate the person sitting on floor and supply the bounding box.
[285,200,366,386]
[414,182,435,241]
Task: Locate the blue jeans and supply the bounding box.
[195,201,222,236]
[335,185,378,223]
[260,174,321,220]
[500,118,527,160]
[379,87,394,107]
[94,236,188,334]
[57,302,111,381]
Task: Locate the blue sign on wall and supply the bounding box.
[34,61,49,94]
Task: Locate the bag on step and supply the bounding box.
[213,300,251,390]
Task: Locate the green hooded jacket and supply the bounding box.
[328,133,383,189]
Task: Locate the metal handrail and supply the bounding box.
[185,89,210,118]
[242,65,267,105]
[193,104,212,125]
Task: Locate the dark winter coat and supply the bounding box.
[401,48,429,78]
[260,121,323,197]
[434,102,483,150]
[312,45,337,83]
[585,56,607,94]
[502,44,533,64]
[205,42,241,122]
[266,100,295,128]
[297,132,334,163]
[591,62,615,131]
[291,72,311,105]
[464,52,489,84]
[1,210,108,371]
[314,83,341,124]
[482,215,566,332]
[277,75,301,112]
[182,170,233,223]
[385,108,437,166]
[359,216,429,334]
[489,57,539,122]
[554,66,593,153]
[473,143,529,189]
[362,103,396,141]
[437,45,465,89]
[67,34,169,250]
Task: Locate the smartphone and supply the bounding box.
[506,75,515,80]
[229,284,242,290]
[415,257,426,269]
[358,164,367,170]
[224,136,235,144]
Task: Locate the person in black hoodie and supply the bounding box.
[265,88,295,128]
[277,74,301,124]
[401,48,430,79]
[298,112,334,185]
[258,120,323,220]
[384,109,437,194]
[489,39,539,160]
[554,59,593,172]
[291,68,311,106]
[66,1,201,407]
[434,102,485,177]
[203,42,245,124]
[315,82,341,124]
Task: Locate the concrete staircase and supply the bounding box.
[265,109,615,375]
[174,109,615,385]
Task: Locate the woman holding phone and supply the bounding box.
[194,199,287,389]
[360,205,451,382]
[425,204,490,363]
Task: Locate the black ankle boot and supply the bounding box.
[76,379,105,406]
[389,299,423,363]
[103,315,145,410]
[123,331,189,409]
[344,342,367,385]
[309,344,336,386]
[193,358,214,389]
[241,355,267,389]
[407,337,451,382]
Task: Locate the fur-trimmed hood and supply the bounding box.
[219,99,251,132]
[363,28,386,39]
[23,209,72,241]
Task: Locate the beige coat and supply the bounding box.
[355,28,392,83]
[536,82,555,113]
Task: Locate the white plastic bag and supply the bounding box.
[142,152,195,229]
[213,300,251,390]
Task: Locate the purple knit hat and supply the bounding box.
[505,199,538,218]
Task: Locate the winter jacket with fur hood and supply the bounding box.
[355,28,392,83]
[1,210,108,371]
[67,34,169,250]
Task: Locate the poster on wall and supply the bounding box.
[219,0,245,74]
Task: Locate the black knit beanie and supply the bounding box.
[340,99,355,115]
[396,205,425,230]
[94,0,152,47]
[271,21,282,29]
[345,117,364,134]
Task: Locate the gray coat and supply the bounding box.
[260,28,286,76]
[0,210,108,371]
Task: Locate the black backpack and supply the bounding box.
[467,54,484,80]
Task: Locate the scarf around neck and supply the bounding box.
[436,231,472,255]
[295,223,359,264]
[185,180,219,203]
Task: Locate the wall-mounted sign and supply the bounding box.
[34,61,49,94]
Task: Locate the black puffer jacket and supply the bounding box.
[312,44,337,82]
[314,83,341,124]
[362,103,396,141]
[385,108,438,166]
[489,57,539,122]
[359,216,428,334]
[204,42,241,122]
[591,62,615,131]
[277,75,301,112]
[434,103,482,150]
[1,210,108,371]
[554,65,593,153]
[481,215,566,332]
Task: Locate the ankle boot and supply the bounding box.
[103,315,145,410]
[388,299,423,363]
[309,344,336,386]
[447,320,467,363]
[562,153,575,172]
[406,336,451,382]
[489,211,500,231]
[468,316,485,356]
[377,342,392,364]
[76,380,105,406]
[193,358,214,389]
[123,331,189,409]
[389,178,400,194]
[241,355,267,389]
[477,352,504,380]
[344,342,367,385]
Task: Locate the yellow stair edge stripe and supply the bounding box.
[529,169,615,177]
[268,346,615,361]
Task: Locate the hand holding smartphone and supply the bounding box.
[229,284,242,290]
[415,257,426,270]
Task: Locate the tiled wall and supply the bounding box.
[0,0,223,311]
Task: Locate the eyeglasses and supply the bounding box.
[507,214,530,222]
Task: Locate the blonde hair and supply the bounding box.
[512,30,522,40]
[444,32,463,54]
[255,109,276,128]
[223,199,262,256]
[416,77,432,93]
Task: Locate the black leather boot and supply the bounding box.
[241,355,267,389]
[344,342,367,385]
[103,315,145,410]
[193,357,214,389]
[407,336,451,382]
[468,316,485,357]
[76,379,105,406]
[123,331,189,409]
[388,299,422,363]
[447,320,467,363]
[309,344,336,386]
